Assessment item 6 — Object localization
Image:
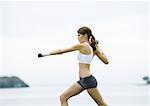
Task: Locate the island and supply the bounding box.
[0,76,29,88]
[143,76,150,85]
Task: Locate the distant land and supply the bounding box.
[0,76,29,88]
[143,76,150,85]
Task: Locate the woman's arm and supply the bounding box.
[39,44,84,57]
[95,44,109,64]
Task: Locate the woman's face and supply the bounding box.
[77,33,84,43]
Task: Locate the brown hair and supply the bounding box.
[77,26,98,51]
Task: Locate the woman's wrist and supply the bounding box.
[43,53,51,56]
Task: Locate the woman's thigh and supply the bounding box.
[60,83,84,100]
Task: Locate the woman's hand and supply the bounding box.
[38,53,44,58]
[38,53,51,58]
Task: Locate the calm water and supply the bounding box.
[0,84,149,106]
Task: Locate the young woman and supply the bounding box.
[38,26,109,106]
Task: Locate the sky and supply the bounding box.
[0,1,149,86]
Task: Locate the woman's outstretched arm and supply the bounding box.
[38,44,84,57]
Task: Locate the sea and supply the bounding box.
[0,84,149,106]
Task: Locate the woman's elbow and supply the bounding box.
[103,59,109,64]
[104,61,109,64]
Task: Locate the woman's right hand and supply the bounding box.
[38,53,44,58]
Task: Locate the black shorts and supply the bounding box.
[77,75,98,90]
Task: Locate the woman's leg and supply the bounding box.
[60,83,84,106]
[87,88,107,106]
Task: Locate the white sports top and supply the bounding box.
[77,43,93,64]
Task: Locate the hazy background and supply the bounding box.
[0,1,149,86]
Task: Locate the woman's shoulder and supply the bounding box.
[74,42,91,51]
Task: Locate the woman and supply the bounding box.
[38,26,109,106]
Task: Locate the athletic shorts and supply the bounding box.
[77,75,98,90]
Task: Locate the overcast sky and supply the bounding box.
[0,1,149,86]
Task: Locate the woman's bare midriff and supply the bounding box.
[79,63,91,78]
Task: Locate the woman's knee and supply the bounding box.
[59,94,68,102]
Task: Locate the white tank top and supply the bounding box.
[77,43,93,64]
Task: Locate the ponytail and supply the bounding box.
[89,34,98,51]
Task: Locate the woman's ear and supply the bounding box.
[84,33,88,37]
